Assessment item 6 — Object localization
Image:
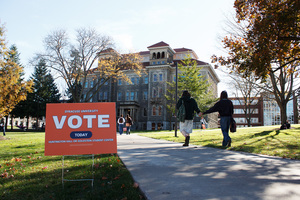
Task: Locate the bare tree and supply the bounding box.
[262,64,300,124]
[213,11,300,126]
[39,27,143,103]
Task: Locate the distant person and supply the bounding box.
[125,114,133,135]
[280,120,290,130]
[200,91,234,147]
[0,118,5,136]
[176,90,201,146]
[200,117,207,130]
[117,114,125,135]
[286,120,291,129]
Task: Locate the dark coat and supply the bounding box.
[176,96,201,120]
[203,99,234,116]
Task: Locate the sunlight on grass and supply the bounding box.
[140,125,300,160]
[0,132,144,200]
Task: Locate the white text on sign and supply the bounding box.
[52,115,110,129]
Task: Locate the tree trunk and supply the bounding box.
[279,101,287,125]
[5,115,9,130]
[26,115,29,130]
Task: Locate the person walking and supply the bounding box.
[176,90,201,146]
[125,114,133,135]
[117,114,125,135]
[201,91,234,147]
[200,117,207,130]
[0,118,5,136]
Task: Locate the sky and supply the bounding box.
[0,0,235,94]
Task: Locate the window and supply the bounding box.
[152,53,156,59]
[136,77,139,85]
[143,91,148,100]
[143,108,147,117]
[131,77,135,85]
[126,92,129,101]
[158,88,163,98]
[159,74,163,81]
[152,106,156,116]
[90,81,94,88]
[130,92,134,101]
[135,92,138,100]
[118,92,122,101]
[104,92,108,100]
[144,77,148,84]
[157,61,160,64]
[85,81,88,88]
[153,74,158,82]
[157,52,161,59]
[158,106,162,116]
[162,52,165,58]
[153,88,157,98]
[118,79,122,85]
[251,118,258,123]
[152,62,156,65]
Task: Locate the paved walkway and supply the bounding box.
[117,134,300,200]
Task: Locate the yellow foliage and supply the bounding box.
[0,24,33,117]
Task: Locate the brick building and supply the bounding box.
[83,41,220,131]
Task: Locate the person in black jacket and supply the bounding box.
[176,90,201,146]
[201,91,234,147]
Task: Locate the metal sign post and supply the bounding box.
[62,154,95,189]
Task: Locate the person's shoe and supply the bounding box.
[183,136,190,146]
[226,140,231,147]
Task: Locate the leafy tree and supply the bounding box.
[165,55,217,121]
[212,0,300,124]
[12,58,61,129]
[233,0,300,78]
[31,58,61,127]
[0,24,33,118]
[40,28,143,103]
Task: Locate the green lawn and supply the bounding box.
[1,125,299,199]
[140,124,300,160]
[0,132,144,200]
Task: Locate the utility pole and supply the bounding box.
[175,62,178,137]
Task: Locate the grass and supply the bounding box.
[0,132,145,200]
[1,125,299,199]
[140,124,300,160]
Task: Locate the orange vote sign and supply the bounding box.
[45,102,117,156]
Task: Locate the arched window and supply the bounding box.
[158,87,163,97]
[152,106,156,116]
[152,53,156,59]
[162,52,165,58]
[157,52,161,59]
[158,106,162,116]
[153,88,157,98]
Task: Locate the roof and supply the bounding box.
[174,48,193,53]
[147,41,170,49]
[174,59,208,66]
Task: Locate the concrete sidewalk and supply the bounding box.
[117,134,300,200]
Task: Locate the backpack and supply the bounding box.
[177,100,186,122]
[119,118,124,123]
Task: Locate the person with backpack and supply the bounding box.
[117,114,125,135]
[125,114,133,135]
[176,90,201,146]
[200,91,234,147]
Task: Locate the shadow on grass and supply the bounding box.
[1,154,145,200]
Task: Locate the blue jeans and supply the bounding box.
[119,124,124,135]
[220,116,231,146]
